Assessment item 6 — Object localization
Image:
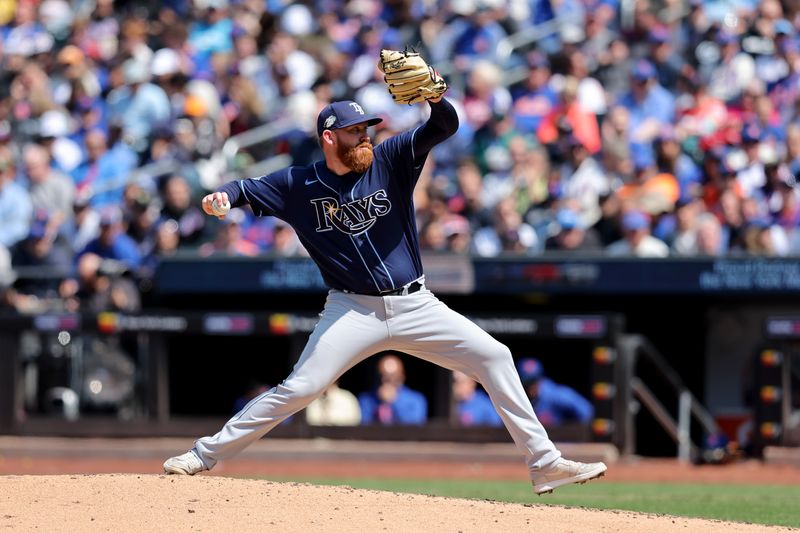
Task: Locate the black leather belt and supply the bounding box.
[339,280,424,296]
[378,280,424,296]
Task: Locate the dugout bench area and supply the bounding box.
[1,307,782,461]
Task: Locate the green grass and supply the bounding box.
[262,477,800,528]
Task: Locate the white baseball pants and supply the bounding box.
[193,287,561,474]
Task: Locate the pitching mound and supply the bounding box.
[0,474,786,532]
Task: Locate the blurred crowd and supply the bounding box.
[2,0,800,312]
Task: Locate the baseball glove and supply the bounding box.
[378,48,448,105]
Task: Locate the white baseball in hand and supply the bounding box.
[211,198,231,216]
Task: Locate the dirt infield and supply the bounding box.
[0,474,792,533]
[1,437,800,532]
[1,436,800,484]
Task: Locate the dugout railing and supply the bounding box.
[613,334,721,462]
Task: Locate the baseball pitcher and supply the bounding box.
[164,49,606,495]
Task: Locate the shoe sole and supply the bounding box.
[534,466,607,495]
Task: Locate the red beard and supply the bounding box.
[338,142,374,173]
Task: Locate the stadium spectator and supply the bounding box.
[78,206,142,270]
[473,197,539,256]
[606,210,669,257]
[451,370,502,427]
[538,76,601,155]
[10,210,73,297]
[232,381,271,415]
[511,51,557,135]
[198,208,259,257]
[359,353,427,426]
[516,358,594,426]
[59,252,141,313]
[557,134,609,228]
[158,174,207,247]
[544,208,603,252]
[616,59,675,158]
[271,219,307,257]
[71,128,132,208]
[141,219,181,279]
[306,381,361,426]
[105,58,171,156]
[0,0,797,276]
[23,143,75,238]
[0,145,33,249]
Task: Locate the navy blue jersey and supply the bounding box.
[219,99,459,294]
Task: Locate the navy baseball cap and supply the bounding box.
[517,358,544,384]
[632,59,656,81]
[317,101,382,137]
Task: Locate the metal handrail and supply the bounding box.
[618,334,719,461]
[631,378,698,462]
[221,118,296,166]
[495,16,578,62]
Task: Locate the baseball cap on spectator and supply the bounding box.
[705,145,727,162]
[75,96,98,114]
[194,0,228,10]
[99,206,123,226]
[73,189,92,209]
[759,144,779,166]
[560,24,585,44]
[656,125,677,143]
[622,210,650,232]
[316,101,382,137]
[556,208,582,230]
[123,59,150,85]
[775,19,794,36]
[632,59,656,81]
[517,358,544,385]
[741,123,762,144]
[151,48,181,77]
[648,25,670,44]
[280,4,314,36]
[565,133,584,149]
[527,51,550,69]
[28,220,48,240]
[719,158,738,177]
[717,30,738,46]
[441,216,470,238]
[39,110,71,138]
[675,190,699,208]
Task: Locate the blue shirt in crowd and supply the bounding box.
[532,378,594,425]
[458,389,503,427]
[358,385,428,425]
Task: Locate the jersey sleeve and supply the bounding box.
[218,167,292,217]
[374,98,459,189]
